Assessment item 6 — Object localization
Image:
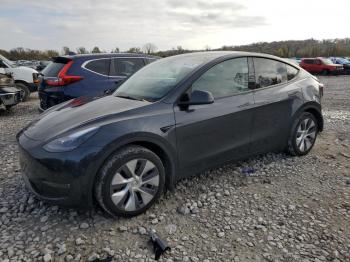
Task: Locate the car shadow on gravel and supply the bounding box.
[2,151,293,221]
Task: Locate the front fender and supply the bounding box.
[85,131,178,203]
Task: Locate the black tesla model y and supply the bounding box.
[17,52,324,217]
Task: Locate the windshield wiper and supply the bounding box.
[116,94,142,101]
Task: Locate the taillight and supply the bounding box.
[45,61,83,86]
[33,73,40,85]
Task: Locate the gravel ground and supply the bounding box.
[0,76,349,262]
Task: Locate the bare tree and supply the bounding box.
[205,45,211,51]
[142,43,157,54]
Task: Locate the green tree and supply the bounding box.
[112,47,120,53]
[91,46,101,53]
[62,46,70,55]
[127,47,141,53]
[76,47,88,54]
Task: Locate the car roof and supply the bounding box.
[63,53,159,60]
[163,51,299,68]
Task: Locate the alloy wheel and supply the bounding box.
[295,118,317,152]
[109,159,160,211]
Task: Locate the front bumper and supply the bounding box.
[18,133,102,208]
[0,90,21,106]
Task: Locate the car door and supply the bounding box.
[108,57,146,93]
[174,57,255,177]
[314,59,323,73]
[81,58,112,97]
[250,57,302,154]
[303,59,313,72]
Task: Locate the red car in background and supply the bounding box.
[300,58,343,75]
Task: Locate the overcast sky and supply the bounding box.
[0,0,349,52]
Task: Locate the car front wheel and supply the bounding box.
[16,83,30,102]
[287,112,318,156]
[95,145,165,217]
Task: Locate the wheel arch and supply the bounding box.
[128,140,176,191]
[293,102,323,132]
[89,134,178,205]
[14,80,29,86]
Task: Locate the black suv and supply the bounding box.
[18,52,324,217]
[38,53,158,111]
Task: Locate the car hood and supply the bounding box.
[24,95,150,141]
[15,66,38,73]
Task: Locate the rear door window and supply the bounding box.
[84,59,110,76]
[111,58,145,77]
[253,58,288,88]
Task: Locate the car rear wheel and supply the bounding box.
[287,112,318,156]
[16,83,30,102]
[95,145,165,217]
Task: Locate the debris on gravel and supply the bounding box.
[0,77,350,261]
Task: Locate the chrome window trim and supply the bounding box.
[81,58,110,77]
[81,57,147,77]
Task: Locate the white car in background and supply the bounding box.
[0,54,39,101]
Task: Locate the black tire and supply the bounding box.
[5,105,13,110]
[16,83,30,102]
[95,145,165,217]
[321,69,329,76]
[287,112,318,156]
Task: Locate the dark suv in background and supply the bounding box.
[38,53,158,110]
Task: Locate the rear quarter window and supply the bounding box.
[254,58,288,88]
[286,65,299,80]
[84,59,110,76]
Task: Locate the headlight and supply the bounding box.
[0,75,14,86]
[43,126,99,152]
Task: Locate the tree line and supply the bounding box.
[1,38,350,61]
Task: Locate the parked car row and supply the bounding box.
[0,69,22,110]
[0,54,39,101]
[15,60,51,72]
[18,51,325,217]
[290,57,350,75]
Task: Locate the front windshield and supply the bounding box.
[320,58,334,65]
[0,54,15,68]
[114,53,216,102]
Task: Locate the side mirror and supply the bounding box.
[178,90,214,107]
[0,68,6,74]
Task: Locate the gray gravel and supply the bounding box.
[0,76,349,261]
